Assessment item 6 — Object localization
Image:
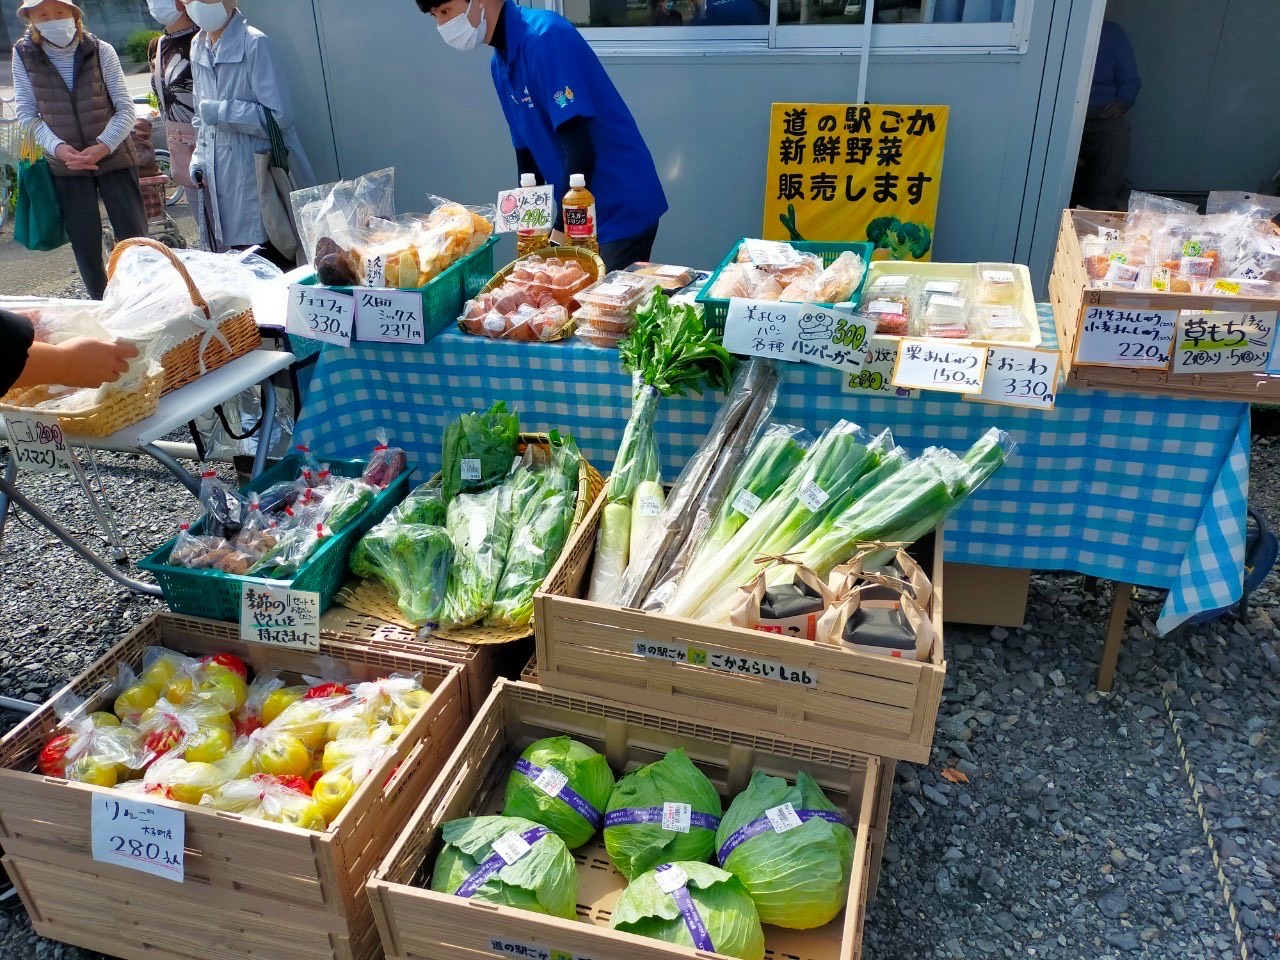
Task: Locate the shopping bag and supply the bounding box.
[14,157,69,252]
[255,109,301,264]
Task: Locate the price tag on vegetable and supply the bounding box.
[493,832,533,865]
[240,585,320,650]
[662,802,692,833]
[765,803,804,834]
[724,300,872,373]
[495,184,556,234]
[2,411,72,474]
[968,346,1060,410]
[91,794,185,882]
[891,339,988,394]
[1076,305,1175,369]
[355,289,426,345]
[286,284,353,347]
[534,766,568,797]
[1171,311,1277,374]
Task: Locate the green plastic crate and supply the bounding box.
[139,456,412,622]
[298,236,497,345]
[695,239,876,332]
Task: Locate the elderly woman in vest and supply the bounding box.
[183,0,315,267]
[12,0,147,299]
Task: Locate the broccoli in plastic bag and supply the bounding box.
[352,520,454,626]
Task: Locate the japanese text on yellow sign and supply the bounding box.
[763,104,947,261]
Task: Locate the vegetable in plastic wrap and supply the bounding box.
[316,477,375,533]
[351,519,453,626]
[198,469,248,539]
[441,401,520,502]
[392,482,447,526]
[252,523,329,580]
[362,430,408,489]
[440,485,512,627]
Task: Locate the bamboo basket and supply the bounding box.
[0,366,164,438]
[337,433,605,645]
[368,680,882,960]
[0,611,469,960]
[107,237,262,395]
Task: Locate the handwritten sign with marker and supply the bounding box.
[1172,311,1276,374]
[91,794,185,882]
[3,411,72,474]
[892,339,988,394]
[355,289,426,345]
[286,285,354,347]
[844,338,913,398]
[1076,305,1175,369]
[724,299,873,374]
[495,185,556,235]
[969,346,1060,409]
[241,585,320,650]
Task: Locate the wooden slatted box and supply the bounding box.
[367,679,882,960]
[0,612,469,960]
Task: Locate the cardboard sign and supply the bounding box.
[240,585,320,650]
[970,346,1060,410]
[891,339,987,394]
[286,284,354,347]
[91,794,185,882]
[724,299,874,374]
[355,289,426,345]
[1172,311,1277,374]
[496,185,556,235]
[1076,306,1176,369]
[3,411,72,473]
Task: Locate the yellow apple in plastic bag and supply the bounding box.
[88,711,121,728]
[278,801,327,831]
[392,689,432,726]
[184,726,233,764]
[65,756,118,787]
[327,715,374,743]
[274,702,330,752]
[312,771,356,822]
[162,675,196,706]
[140,656,181,695]
[168,762,220,805]
[114,682,158,723]
[320,740,366,774]
[255,735,310,778]
[260,688,303,727]
[197,670,248,712]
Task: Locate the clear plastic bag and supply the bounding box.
[441,485,512,628]
[778,250,866,304]
[292,167,396,273]
[362,430,408,489]
[170,523,227,569]
[208,774,326,829]
[199,469,248,539]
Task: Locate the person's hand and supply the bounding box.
[53,143,78,164]
[79,143,111,167]
[189,157,206,185]
[53,338,140,388]
[197,99,223,126]
[1101,101,1126,119]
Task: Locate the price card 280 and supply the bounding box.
[286,284,353,347]
[91,794,185,882]
[355,289,426,345]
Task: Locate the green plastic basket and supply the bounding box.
[695,239,876,332]
[139,456,412,622]
[298,236,497,345]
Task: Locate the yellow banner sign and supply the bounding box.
[763,103,948,261]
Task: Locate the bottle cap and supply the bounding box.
[520,173,537,188]
[569,173,586,188]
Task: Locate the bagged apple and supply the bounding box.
[263,690,358,753]
[313,726,397,823]
[49,719,146,787]
[349,675,431,736]
[136,697,236,765]
[142,754,236,806]
[209,773,328,830]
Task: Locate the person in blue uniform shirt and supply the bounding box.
[416,0,668,271]
[1072,20,1141,211]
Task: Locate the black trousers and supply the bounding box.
[1072,116,1130,211]
[52,167,148,300]
[599,222,660,273]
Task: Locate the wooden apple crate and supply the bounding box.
[368,679,883,960]
[0,611,469,960]
[321,605,534,719]
[1049,208,1280,403]
[532,496,946,764]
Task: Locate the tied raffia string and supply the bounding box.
[752,552,805,568]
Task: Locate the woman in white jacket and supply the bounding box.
[183,0,315,267]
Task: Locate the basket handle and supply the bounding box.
[106,237,213,322]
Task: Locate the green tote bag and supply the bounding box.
[15,157,69,252]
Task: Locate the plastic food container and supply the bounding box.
[973,305,1035,343]
[628,262,696,291]
[573,303,636,334]
[974,263,1022,306]
[576,271,660,311]
[511,256,596,307]
[865,273,917,299]
[864,295,912,336]
[575,320,630,348]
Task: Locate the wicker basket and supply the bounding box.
[337,432,606,643]
[0,367,164,438]
[106,237,262,395]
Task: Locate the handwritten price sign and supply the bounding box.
[892,339,988,394]
[355,289,426,345]
[286,284,354,347]
[1076,306,1175,369]
[1172,311,1277,375]
[969,346,1060,410]
[91,795,185,882]
[724,300,875,374]
[495,185,556,235]
[240,585,320,650]
[3,411,71,474]
[844,337,913,398]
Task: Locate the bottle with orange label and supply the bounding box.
[562,173,599,254]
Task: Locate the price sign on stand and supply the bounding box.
[2,411,72,473]
[969,347,1060,410]
[286,284,354,347]
[1075,305,1176,369]
[891,339,988,394]
[723,299,874,374]
[355,289,426,345]
[1172,311,1277,374]
[844,338,913,398]
[495,185,556,234]
[91,795,185,882]
[240,585,320,650]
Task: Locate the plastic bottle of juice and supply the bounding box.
[516,173,553,258]
[562,173,599,254]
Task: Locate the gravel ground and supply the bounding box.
[1,435,1278,959]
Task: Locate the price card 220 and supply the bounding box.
[355,289,426,345]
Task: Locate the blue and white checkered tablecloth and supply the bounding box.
[294,307,1250,634]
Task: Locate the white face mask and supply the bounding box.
[187,0,231,32]
[147,0,182,27]
[38,18,78,46]
[438,1,487,51]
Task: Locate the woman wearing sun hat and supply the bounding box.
[11,0,147,299]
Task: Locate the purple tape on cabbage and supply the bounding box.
[603,807,721,831]
[716,809,848,863]
[454,827,548,898]
[514,759,604,830]
[656,865,715,952]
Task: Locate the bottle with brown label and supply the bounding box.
[562,173,599,254]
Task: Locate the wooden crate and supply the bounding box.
[532,496,946,764]
[368,680,882,960]
[0,611,470,960]
[1049,208,1280,403]
[321,605,533,719]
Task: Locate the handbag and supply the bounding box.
[14,153,69,253]
[255,109,302,264]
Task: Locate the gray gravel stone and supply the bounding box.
[1099,888,1129,919]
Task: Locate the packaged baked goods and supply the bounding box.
[916,291,971,339]
[778,250,867,305]
[575,320,630,349]
[863,294,912,337]
[973,263,1023,306]
[576,272,660,312]
[629,262,696,292]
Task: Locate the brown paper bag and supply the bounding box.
[816,586,934,661]
[730,556,834,641]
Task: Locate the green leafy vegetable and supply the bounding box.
[441,486,512,628]
[350,518,453,626]
[716,771,853,929]
[318,478,375,533]
[503,736,616,849]
[441,401,520,502]
[604,749,723,880]
[392,483,447,526]
[622,292,735,400]
[610,861,765,960]
[430,815,578,919]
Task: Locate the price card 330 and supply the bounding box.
[286,284,353,347]
[355,289,426,345]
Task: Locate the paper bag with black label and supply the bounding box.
[858,547,932,611]
[730,556,834,641]
[816,579,935,661]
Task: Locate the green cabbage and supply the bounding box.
[604,749,723,880]
[611,861,764,960]
[502,736,615,849]
[716,771,853,929]
[430,815,577,919]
